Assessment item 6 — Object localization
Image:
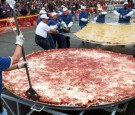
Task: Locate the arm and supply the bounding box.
[6,61,27,71]
[101,11,107,15]
[67,15,73,28]
[123,10,134,18]
[50,25,58,29]
[126,11,134,16]
[11,33,24,64]
[61,21,67,28]
[68,22,73,28]
[49,29,57,33]
[5,63,18,70]
[81,18,88,22]
[47,20,58,29]
[113,10,120,16]
[44,24,57,34]
[5,34,26,71]
[12,45,22,64]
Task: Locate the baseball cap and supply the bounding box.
[39,10,47,14]
[63,7,68,12]
[61,5,65,8]
[52,12,58,17]
[81,6,86,10]
[123,1,128,5]
[40,14,49,19]
[98,7,102,11]
[42,7,45,10]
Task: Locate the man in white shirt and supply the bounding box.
[35,14,57,50]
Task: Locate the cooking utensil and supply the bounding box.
[6,0,40,101]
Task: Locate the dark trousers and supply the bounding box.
[0,97,3,113]
[62,29,71,48]
[35,34,55,50]
[51,34,66,48]
[65,36,70,48]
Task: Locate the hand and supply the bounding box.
[87,18,90,22]
[57,22,61,26]
[16,32,25,46]
[94,17,97,21]
[122,15,127,19]
[119,14,123,18]
[17,61,28,69]
[61,21,67,28]
[62,27,69,32]
[99,12,102,15]
[56,30,59,33]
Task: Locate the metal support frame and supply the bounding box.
[1,93,129,115]
[1,94,68,115]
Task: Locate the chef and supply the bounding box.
[35,14,56,50]
[59,7,73,48]
[79,6,89,29]
[47,12,66,48]
[94,7,107,23]
[113,1,134,23]
[79,5,90,45]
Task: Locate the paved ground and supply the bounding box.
[0,12,135,115]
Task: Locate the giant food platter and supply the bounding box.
[74,23,135,45]
[3,48,135,109]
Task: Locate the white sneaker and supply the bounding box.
[0,108,8,115]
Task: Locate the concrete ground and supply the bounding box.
[0,12,135,115]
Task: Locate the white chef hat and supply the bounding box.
[40,14,49,19]
[42,7,45,10]
[98,7,103,11]
[61,5,65,8]
[123,1,128,5]
[39,10,47,14]
[63,7,68,12]
[81,6,86,10]
[52,12,58,17]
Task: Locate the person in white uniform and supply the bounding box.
[35,14,57,50]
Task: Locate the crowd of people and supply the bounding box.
[34,1,134,50]
[0,0,134,18]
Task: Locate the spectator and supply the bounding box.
[47,12,66,48]
[48,2,54,12]
[71,1,79,21]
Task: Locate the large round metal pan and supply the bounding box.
[75,37,135,46]
[61,32,135,46]
[6,88,134,111]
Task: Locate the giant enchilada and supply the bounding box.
[74,23,135,45]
